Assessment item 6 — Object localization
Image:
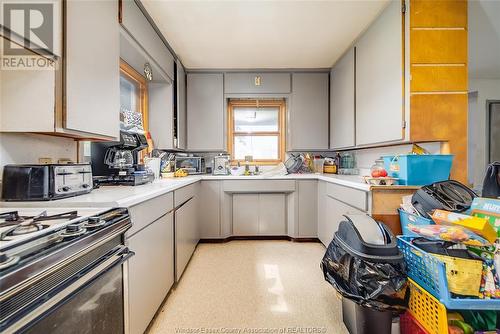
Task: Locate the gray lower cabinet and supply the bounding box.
[233,194,286,236]
[224,72,291,94]
[187,73,225,151]
[289,72,329,150]
[330,48,356,149]
[319,195,365,246]
[199,181,221,238]
[127,212,174,334]
[175,196,199,281]
[297,180,318,237]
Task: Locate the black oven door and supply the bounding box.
[14,246,134,334]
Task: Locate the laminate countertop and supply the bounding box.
[0,173,380,209]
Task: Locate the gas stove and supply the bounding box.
[0,207,133,333]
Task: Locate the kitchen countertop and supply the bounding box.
[0,173,385,209]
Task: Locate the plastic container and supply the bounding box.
[399,209,434,236]
[408,279,448,334]
[400,311,428,334]
[313,157,325,174]
[397,236,500,310]
[342,297,393,334]
[382,155,453,186]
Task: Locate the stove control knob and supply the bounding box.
[82,184,90,189]
[62,186,70,192]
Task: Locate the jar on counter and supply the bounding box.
[370,158,388,178]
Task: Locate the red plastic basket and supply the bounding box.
[401,311,428,334]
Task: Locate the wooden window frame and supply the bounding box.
[227,99,286,165]
[119,59,149,132]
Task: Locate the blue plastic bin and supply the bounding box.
[382,154,453,185]
[397,236,500,310]
[398,209,434,236]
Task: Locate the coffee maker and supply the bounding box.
[91,131,154,186]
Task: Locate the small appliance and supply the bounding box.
[174,156,205,174]
[1,163,93,201]
[91,130,154,186]
[213,155,230,175]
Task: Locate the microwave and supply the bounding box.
[174,156,205,174]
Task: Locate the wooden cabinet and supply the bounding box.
[176,61,187,150]
[174,190,199,281]
[187,73,225,151]
[199,181,221,238]
[289,72,329,150]
[120,0,174,81]
[233,194,286,236]
[355,0,404,145]
[297,180,318,238]
[127,212,174,334]
[224,73,291,94]
[330,48,356,149]
[0,0,120,139]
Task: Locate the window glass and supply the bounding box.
[120,75,137,113]
[233,107,279,132]
[234,135,279,160]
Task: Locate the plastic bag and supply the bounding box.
[407,223,491,246]
[321,237,408,312]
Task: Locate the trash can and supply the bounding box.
[321,214,408,334]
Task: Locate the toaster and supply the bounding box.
[1,164,93,201]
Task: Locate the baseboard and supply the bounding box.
[199,236,321,243]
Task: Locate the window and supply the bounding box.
[119,60,148,132]
[228,99,286,164]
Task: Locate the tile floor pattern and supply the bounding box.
[148,240,348,334]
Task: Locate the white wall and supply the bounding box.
[0,133,77,180]
[468,79,500,190]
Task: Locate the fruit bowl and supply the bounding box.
[363,176,398,186]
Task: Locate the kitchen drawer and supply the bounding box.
[223,180,296,193]
[128,192,174,236]
[224,73,291,94]
[326,183,367,212]
[174,182,198,207]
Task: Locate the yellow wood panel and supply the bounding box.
[410,94,468,182]
[372,189,418,215]
[410,0,467,28]
[410,29,467,64]
[410,65,467,92]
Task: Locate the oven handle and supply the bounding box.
[9,246,135,334]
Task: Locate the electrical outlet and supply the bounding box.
[38,158,52,164]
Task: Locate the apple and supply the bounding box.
[379,169,388,177]
[371,170,381,178]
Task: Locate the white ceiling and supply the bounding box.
[469,0,500,79]
[142,0,389,69]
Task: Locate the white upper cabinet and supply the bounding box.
[187,73,225,151]
[330,48,356,149]
[176,61,187,150]
[289,72,329,151]
[65,0,120,139]
[355,0,404,145]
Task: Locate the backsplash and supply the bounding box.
[0,133,77,180]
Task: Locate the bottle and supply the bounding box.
[335,153,341,174]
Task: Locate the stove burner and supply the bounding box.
[84,217,106,230]
[10,223,45,236]
[60,224,87,239]
[0,252,19,270]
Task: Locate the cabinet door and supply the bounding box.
[127,213,174,334]
[224,73,291,94]
[297,181,318,237]
[149,82,174,149]
[199,181,221,238]
[175,196,199,280]
[330,48,356,149]
[258,194,286,235]
[176,61,187,150]
[320,196,365,246]
[232,194,259,236]
[65,0,119,139]
[355,1,403,145]
[289,73,329,150]
[187,73,224,151]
